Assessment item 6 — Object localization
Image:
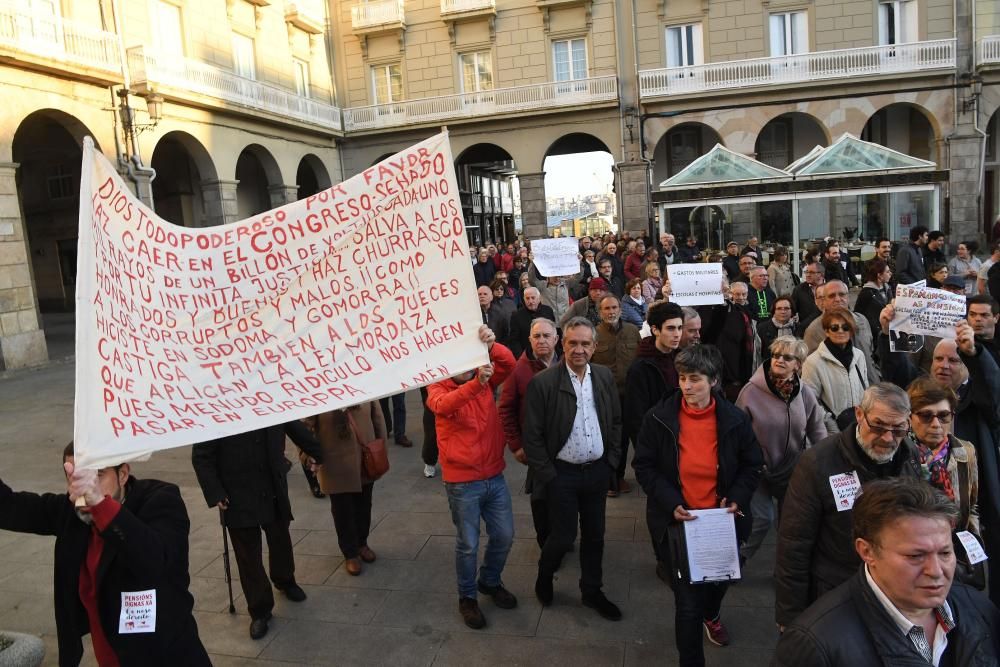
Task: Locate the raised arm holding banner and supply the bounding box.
[667,263,724,306]
[889,284,966,339]
[530,237,580,277]
[74,131,487,469]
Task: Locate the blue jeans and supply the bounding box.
[445,474,515,599]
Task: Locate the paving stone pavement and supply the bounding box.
[0,357,779,666]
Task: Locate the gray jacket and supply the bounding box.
[894,242,925,284]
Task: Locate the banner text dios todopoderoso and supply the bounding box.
[74,131,488,468]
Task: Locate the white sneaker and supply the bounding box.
[423,464,437,478]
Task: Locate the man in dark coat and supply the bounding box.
[822,241,853,286]
[746,265,777,322]
[522,316,623,621]
[0,443,211,666]
[774,478,1000,667]
[895,225,928,285]
[774,383,921,628]
[507,286,556,359]
[192,422,323,639]
[792,261,824,331]
[699,282,754,402]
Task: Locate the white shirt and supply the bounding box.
[557,364,605,464]
[865,565,953,665]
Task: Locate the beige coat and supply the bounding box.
[768,262,797,297]
[801,341,868,434]
[302,401,387,495]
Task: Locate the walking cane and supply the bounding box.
[219,507,235,614]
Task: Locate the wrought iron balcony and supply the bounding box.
[639,39,955,99]
[343,74,617,131]
[351,0,405,31]
[980,36,1000,66]
[0,6,120,76]
[127,46,342,131]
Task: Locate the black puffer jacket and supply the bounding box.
[774,568,1000,666]
[774,429,921,626]
[632,393,763,562]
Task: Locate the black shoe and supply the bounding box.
[535,574,553,606]
[459,597,486,629]
[478,581,518,609]
[309,484,325,499]
[249,616,269,640]
[582,591,622,621]
[279,583,307,602]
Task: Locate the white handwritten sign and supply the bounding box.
[74,132,488,469]
[667,263,724,306]
[890,284,966,339]
[530,237,580,277]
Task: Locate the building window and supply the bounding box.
[293,58,310,98]
[151,0,184,56]
[769,12,807,56]
[372,63,402,104]
[46,163,74,200]
[460,51,493,93]
[879,0,917,45]
[665,24,703,68]
[553,38,587,82]
[668,127,702,176]
[232,32,256,79]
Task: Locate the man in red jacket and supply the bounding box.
[426,324,516,630]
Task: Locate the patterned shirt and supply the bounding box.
[556,364,605,464]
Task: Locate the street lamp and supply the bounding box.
[118,88,163,137]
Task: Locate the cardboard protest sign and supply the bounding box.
[74,131,488,469]
[667,263,724,306]
[889,284,966,339]
[530,237,580,277]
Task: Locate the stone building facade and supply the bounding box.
[0,0,998,368]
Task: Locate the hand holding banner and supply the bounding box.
[667,263,724,306]
[530,237,580,277]
[889,284,966,339]
[75,131,487,468]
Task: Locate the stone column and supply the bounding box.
[518,172,547,239]
[201,179,240,227]
[127,165,156,209]
[269,184,300,208]
[0,162,47,370]
[948,129,983,242]
[615,162,651,236]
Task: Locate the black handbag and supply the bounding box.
[953,457,987,590]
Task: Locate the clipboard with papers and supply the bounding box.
[683,508,742,583]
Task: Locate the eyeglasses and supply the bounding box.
[771,353,797,362]
[913,410,954,424]
[862,413,909,439]
[825,324,851,333]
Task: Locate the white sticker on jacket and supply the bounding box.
[957,531,989,565]
[829,471,862,512]
[119,589,156,634]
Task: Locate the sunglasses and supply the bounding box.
[771,353,797,362]
[825,324,851,333]
[913,410,954,425]
[862,413,909,439]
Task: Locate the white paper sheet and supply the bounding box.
[667,263,724,306]
[530,237,580,277]
[683,508,742,583]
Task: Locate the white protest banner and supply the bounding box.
[667,263,724,306]
[889,284,966,339]
[530,237,580,277]
[75,131,488,469]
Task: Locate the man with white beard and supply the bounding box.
[773,383,921,631]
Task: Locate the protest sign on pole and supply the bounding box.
[530,237,580,277]
[667,263,724,306]
[889,284,966,339]
[74,131,488,469]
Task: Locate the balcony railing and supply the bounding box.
[0,6,120,74]
[441,0,495,14]
[640,39,955,98]
[351,0,404,30]
[127,47,342,131]
[981,36,1000,66]
[344,75,617,130]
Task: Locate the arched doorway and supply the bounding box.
[454,143,518,247]
[12,109,100,359]
[150,131,218,228]
[861,104,938,242]
[654,123,723,242]
[542,133,615,239]
[296,154,331,199]
[235,144,282,217]
[986,109,999,241]
[755,113,829,247]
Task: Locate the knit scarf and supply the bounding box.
[916,437,954,501]
[825,338,854,371]
[768,370,797,402]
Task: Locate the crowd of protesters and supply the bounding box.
[4,226,1000,666]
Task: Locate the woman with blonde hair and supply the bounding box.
[641,261,663,305]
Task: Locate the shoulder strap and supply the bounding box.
[956,441,971,530]
[344,409,365,447]
[855,365,868,391]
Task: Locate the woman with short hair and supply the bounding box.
[854,259,892,338]
[641,262,664,305]
[621,277,647,326]
[633,344,763,665]
[766,246,796,297]
[801,308,868,434]
[736,336,827,563]
[755,297,797,355]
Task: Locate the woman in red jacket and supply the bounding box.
[426,324,516,630]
